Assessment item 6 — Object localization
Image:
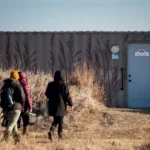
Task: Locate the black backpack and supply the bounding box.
[0,86,14,110]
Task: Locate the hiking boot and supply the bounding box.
[48,131,52,142]
[58,132,62,141]
[48,126,55,142]
[1,130,11,143]
[23,126,28,135]
[13,132,20,145]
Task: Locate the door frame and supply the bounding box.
[126,41,150,108]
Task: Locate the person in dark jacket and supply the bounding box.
[1,70,25,144]
[17,71,32,135]
[45,71,73,141]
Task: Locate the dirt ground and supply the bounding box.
[0,108,150,150]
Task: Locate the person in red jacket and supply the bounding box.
[17,71,32,135]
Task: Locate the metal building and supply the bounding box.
[0,31,150,108]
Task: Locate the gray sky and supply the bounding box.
[0,0,150,31]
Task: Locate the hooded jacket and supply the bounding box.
[18,72,32,112]
[2,78,25,111]
[45,71,73,116]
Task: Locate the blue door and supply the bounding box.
[128,44,150,108]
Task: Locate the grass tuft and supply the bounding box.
[0,69,150,150]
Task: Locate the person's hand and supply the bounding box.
[29,108,32,112]
[67,106,73,113]
[70,106,73,111]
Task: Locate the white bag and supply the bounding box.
[44,99,49,117]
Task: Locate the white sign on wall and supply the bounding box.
[135,49,149,57]
[112,54,119,59]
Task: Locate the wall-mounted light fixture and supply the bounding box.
[111,45,119,54]
[111,45,119,60]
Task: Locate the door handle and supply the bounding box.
[128,79,132,82]
[121,68,124,90]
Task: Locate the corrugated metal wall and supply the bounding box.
[0,31,150,107]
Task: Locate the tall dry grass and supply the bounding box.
[0,67,106,114]
[0,69,150,150]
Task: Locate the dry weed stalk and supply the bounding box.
[69,64,94,88]
[0,69,150,150]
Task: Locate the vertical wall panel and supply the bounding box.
[0,31,150,107]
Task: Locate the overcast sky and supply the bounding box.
[0,0,150,31]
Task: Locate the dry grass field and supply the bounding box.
[0,69,150,150]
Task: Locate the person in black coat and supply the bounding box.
[45,71,73,141]
[1,70,25,144]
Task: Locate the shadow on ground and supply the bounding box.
[116,108,150,114]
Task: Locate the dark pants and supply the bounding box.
[17,112,28,128]
[51,116,64,134]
